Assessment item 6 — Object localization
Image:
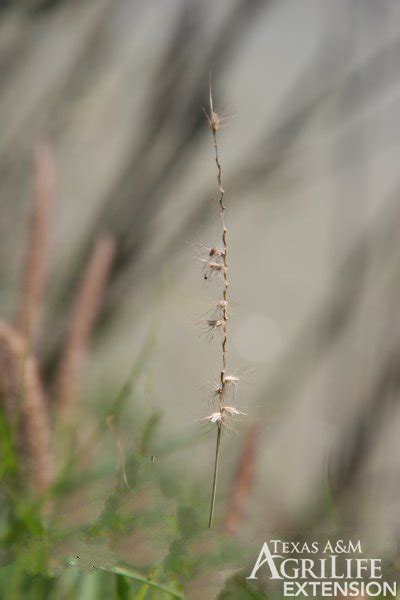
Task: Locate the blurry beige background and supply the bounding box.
[2,0,400,556]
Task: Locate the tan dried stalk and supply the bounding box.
[205,86,231,528]
[0,320,54,492]
[222,422,260,535]
[16,140,54,350]
[57,234,115,418]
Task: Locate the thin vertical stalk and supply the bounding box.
[207,87,229,528]
[212,128,229,406]
[208,424,222,528]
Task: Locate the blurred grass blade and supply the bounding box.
[115,573,131,600]
[94,564,183,599]
[109,323,158,419]
[140,411,161,456]
[133,583,149,599]
[77,570,102,600]
[0,410,18,481]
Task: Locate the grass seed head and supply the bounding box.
[201,259,224,281]
[200,319,224,342]
[201,405,246,428]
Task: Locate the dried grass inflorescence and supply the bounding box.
[0,320,54,493]
[0,140,56,495]
[57,233,115,419]
[17,140,54,350]
[199,83,246,528]
[0,140,116,501]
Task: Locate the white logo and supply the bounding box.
[247,539,397,597]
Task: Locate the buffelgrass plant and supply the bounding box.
[0,136,260,600]
[200,85,246,529]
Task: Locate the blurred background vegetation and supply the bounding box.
[1,0,400,598]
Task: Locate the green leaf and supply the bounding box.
[115,573,131,600]
[76,570,102,600]
[93,564,183,599]
[140,412,161,456]
[133,583,149,600]
[0,410,18,480]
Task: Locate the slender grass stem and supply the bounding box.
[208,424,222,528]
[206,84,230,529]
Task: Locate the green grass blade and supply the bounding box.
[94,564,183,599]
[115,573,131,600]
[133,583,149,600]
